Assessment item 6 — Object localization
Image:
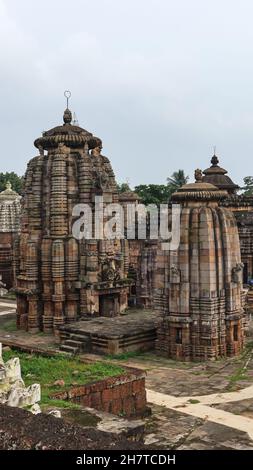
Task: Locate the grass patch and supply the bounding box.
[1,319,17,332]
[2,291,16,300]
[3,349,124,408]
[105,351,143,361]
[245,340,253,351]
[188,399,200,404]
[226,369,249,390]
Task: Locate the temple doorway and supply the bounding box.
[243,262,248,284]
[99,294,120,317]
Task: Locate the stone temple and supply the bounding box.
[155,170,246,361]
[15,107,131,334]
[11,104,250,361]
[0,182,21,289]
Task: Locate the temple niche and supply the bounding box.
[15,107,131,335]
[155,171,247,361]
[0,182,21,290]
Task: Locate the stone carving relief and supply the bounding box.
[0,276,7,297]
[91,146,111,190]
[231,262,244,284]
[194,168,203,182]
[99,257,121,283]
[170,264,181,283]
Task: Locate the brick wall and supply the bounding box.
[52,368,147,418]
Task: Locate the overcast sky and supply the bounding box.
[1,0,253,188]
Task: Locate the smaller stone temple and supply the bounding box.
[155,170,246,361]
[0,182,21,289]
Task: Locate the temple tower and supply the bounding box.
[15,106,130,335]
[0,182,21,289]
[202,153,239,194]
[155,171,246,361]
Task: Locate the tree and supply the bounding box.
[134,184,171,205]
[241,176,253,197]
[0,172,24,194]
[117,182,131,193]
[167,169,189,193]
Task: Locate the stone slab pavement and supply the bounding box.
[147,388,253,441]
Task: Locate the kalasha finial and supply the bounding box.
[211,154,219,166]
[63,90,72,124]
[64,90,71,109]
[6,181,12,191]
[211,145,219,166]
[194,169,203,182]
[63,108,72,124]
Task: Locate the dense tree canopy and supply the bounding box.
[0,172,24,194]
[134,184,171,205]
[241,176,253,196]
[134,170,189,205]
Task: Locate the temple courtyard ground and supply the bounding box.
[1,299,253,449]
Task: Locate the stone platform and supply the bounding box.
[59,310,159,355]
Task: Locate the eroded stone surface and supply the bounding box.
[0,343,40,408]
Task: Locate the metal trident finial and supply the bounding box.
[64,90,71,109]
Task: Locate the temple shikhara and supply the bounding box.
[15,107,130,334]
[1,100,253,361]
[0,182,21,289]
[155,172,246,360]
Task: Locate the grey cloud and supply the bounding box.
[1,0,253,187]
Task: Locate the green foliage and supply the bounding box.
[0,172,24,194]
[2,320,17,332]
[134,170,189,205]
[2,349,124,407]
[167,169,189,192]
[134,184,171,205]
[105,351,143,361]
[1,291,16,300]
[117,182,131,193]
[241,176,253,196]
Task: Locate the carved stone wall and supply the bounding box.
[0,183,21,289]
[222,197,253,283]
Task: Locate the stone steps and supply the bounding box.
[59,344,80,355]
[59,333,91,355]
[64,339,83,348]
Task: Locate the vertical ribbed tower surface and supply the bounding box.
[155,170,247,361]
[15,107,130,335]
[0,182,21,289]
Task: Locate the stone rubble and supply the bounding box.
[0,342,40,409]
[0,343,60,418]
